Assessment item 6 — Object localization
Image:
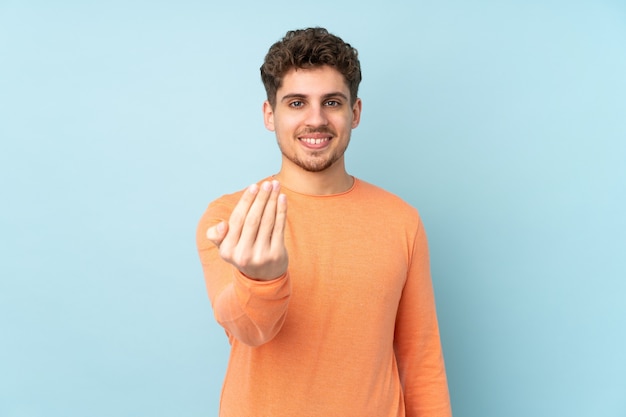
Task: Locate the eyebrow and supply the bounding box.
[280,92,349,103]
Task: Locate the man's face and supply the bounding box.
[263,65,362,173]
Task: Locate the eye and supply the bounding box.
[324,100,341,107]
[289,100,304,108]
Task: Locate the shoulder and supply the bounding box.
[351,178,424,236]
[195,186,250,248]
[196,183,251,231]
[206,189,245,215]
[199,176,273,219]
[352,179,428,257]
[354,179,420,217]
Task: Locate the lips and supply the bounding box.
[298,134,332,150]
[300,137,330,145]
[297,128,334,149]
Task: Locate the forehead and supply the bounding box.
[278,66,350,97]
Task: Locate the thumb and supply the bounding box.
[206,221,228,247]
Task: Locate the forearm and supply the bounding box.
[197,198,291,347]
[396,220,452,417]
[395,324,451,417]
[211,267,290,346]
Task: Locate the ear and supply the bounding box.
[263,100,275,131]
[351,98,362,129]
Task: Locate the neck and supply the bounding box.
[275,159,353,195]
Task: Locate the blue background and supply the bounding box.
[1,1,625,416]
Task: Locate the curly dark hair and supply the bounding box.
[260,27,362,108]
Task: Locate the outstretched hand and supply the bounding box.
[206,180,288,281]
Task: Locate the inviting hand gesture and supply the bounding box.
[206,180,288,281]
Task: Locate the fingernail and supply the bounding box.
[217,221,225,233]
[262,181,272,191]
[248,183,259,194]
[272,180,280,191]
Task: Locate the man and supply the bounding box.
[196,27,452,416]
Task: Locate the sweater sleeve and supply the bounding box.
[394,217,452,417]
[196,197,291,347]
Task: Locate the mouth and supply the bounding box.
[298,131,333,149]
[299,137,330,145]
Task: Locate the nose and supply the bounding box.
[305,103,328,127]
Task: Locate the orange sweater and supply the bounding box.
[196,178,451,417]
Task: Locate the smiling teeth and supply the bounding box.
[301,138,329,144]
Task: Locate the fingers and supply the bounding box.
[238,180,275,245]
[210,180,289,280]
[256,180,281,244]
[271,193,287,250]
[220,183,260,250]
[206,221,228,247]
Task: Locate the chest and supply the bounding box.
[283,206,412,317]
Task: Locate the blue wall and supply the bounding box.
[1,1,624,416]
